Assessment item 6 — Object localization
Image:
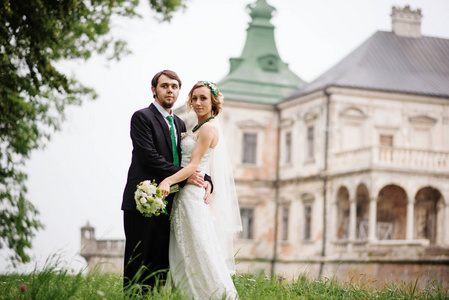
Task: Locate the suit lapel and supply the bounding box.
[173,116,185,162]
[173,117,183,147]
[149,104,173,153]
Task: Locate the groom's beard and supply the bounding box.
[162,102,174,109]
[155,92,175,109]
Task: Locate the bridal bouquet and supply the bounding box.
[134,180,179,217]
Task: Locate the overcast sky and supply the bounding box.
[1,0,448,273]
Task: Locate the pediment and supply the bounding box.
[340,107,367,120]
[238,195,263,205]
[236,119,264,129]
[409,115,437,125]
[301,193,315,203]
[279,197,292,204]
[304,112,319,122]
[280,118,294,128]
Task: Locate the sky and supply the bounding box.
[1,0,448,273]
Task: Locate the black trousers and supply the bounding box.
[123,208,172,288]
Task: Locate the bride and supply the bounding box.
[158,81,242,299]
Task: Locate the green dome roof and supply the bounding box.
[218,0,305,105]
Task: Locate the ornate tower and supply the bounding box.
[80,222,96,260]
[218,0,305,104]
[80,222,125,273]
[391,5,422,38]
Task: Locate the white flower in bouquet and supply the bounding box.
[135,180,166,217]
[134,179,180,217]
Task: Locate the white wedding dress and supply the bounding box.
[169,133,238,300]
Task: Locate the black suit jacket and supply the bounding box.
[122,103,186,212]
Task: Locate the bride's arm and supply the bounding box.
[159,123,218,197]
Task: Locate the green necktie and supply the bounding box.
[166,115,179,166]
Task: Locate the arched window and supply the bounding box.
[414,187,443,244]
[377,185,407,240]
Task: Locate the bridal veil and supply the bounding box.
[209,117,242,274]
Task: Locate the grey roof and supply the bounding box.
[286,31,449,99]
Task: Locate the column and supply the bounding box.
[368,197,377,242]
[330,201,338,241]
[444,203,449,245]
[406,198,414,240]
[349,199,357,241]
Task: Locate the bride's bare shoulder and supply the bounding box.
[200,120,219,136]
[198,120,219,148]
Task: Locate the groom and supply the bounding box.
[121,70,212,289]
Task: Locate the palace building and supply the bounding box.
[81,0,449,286]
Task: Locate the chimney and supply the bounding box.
[391,5,422,38]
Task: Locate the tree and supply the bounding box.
[0,0,186,264]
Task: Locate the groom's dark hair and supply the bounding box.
[151,70,182,89]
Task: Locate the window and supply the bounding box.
[303,205,312,240]
[258,54,279,72]
[285,132,292,164]
[239,208,254,239]
[301,193,314,241]
[379,134,394,162]
[380,134,393,147]
[281,206,289,241]
[306,126,314,160]
[242,133,257,164]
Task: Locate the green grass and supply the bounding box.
[1,267,448,299]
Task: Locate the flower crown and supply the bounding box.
[203,81,218,97]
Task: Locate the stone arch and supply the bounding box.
[377,184,408,240]
[356,183,370,239]
[414,186,444,244]
[336,186,350,239]
[372,178,408,204]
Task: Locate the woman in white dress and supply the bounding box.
[159,81,242,299]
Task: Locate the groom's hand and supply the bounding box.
[187,170,205,188]
[203,181,211,204]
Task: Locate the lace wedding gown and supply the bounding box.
[169,133,238,300]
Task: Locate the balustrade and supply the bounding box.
[332,146,448,173]
[96,240,125,254]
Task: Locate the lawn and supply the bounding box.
[1,265,448,299]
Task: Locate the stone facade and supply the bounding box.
[274,88,449,288]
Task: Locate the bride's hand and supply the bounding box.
[159,180,171,198]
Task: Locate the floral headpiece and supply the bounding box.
[203,81,218,97]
